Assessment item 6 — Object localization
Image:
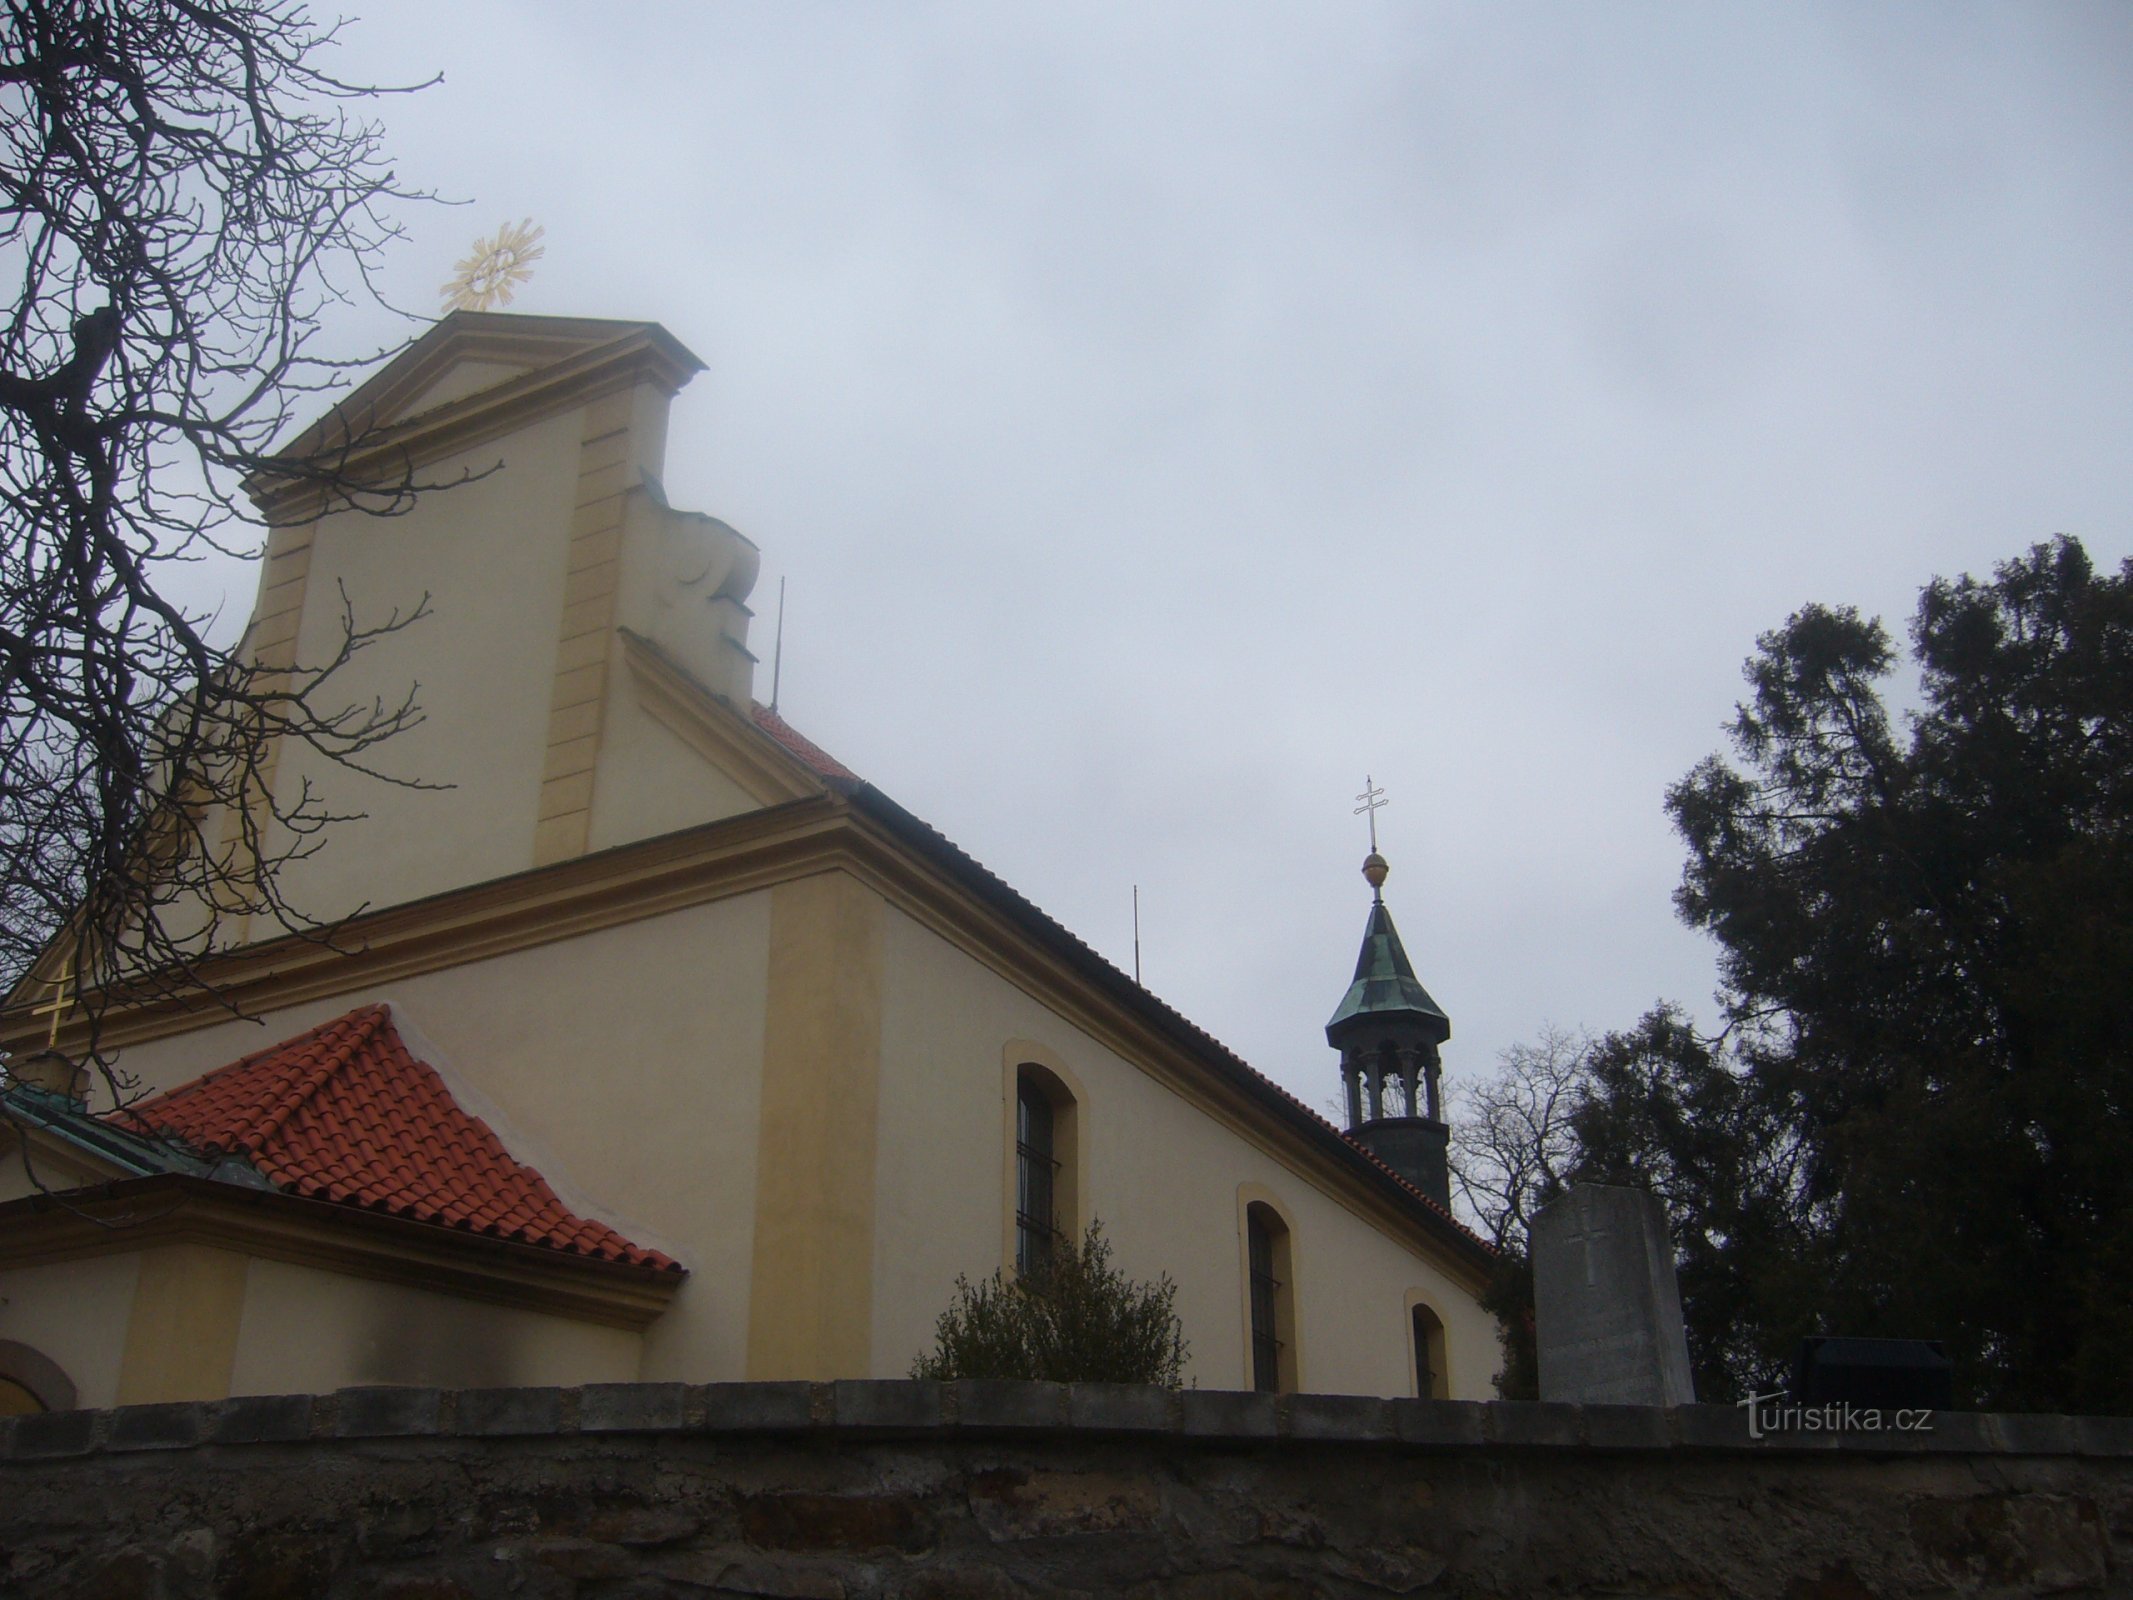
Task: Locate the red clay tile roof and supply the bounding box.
[122,1005,677,1271]
[752,703,858,780]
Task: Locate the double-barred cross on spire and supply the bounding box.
[1353,774,1387,853]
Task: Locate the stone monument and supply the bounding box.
[1531,1183,1695,1406]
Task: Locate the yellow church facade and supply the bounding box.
[0,314,1499,1413]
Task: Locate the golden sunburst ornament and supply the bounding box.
[439,218,546,314]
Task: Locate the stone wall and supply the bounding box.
[3,1381,2129,1598]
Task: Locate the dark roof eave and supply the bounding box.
[836,779,1496,1273]
[0,1170,687,1283]
[1326,981,1451,1035]
[0,1084,227,1181]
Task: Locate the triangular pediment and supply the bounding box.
[250,311,705,517]
[325,313,694,434]
[392,354,542,419]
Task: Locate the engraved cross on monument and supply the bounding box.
[1531,1183,1696,1406]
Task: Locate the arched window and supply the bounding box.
[1410,1301,1448,1399]
[0,1340,76,1414]
[1015,1072,1059,1274]
[1245,1201,1296,1393]
[1378,1041,1405,1117]
[1002,1049,1084,1278]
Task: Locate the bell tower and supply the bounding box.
[1325,845,1453,1208]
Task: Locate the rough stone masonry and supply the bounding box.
[3,1380,2130,1598]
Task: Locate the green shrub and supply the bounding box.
[911,1220,1188,1386]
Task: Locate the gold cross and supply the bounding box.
[1353,775,1388,853]
[28,950,75,1050]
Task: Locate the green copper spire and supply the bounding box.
[1324,854,1450,1045]
[1326,834,1455,1203]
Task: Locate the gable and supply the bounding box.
[248,312,704,521]
[301,312,698,433]
[122,1004,678,1271]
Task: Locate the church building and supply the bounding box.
[0,313,1496,1414]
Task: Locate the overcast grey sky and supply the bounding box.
[224,3,2133,1116]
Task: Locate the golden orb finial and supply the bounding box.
[1362,851,1389,891]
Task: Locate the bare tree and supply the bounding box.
[1448,1024,1592,1251]
[0,1,449,1109]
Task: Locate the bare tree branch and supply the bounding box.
[1447,1024,1593,1252]
[0,1,449,1142]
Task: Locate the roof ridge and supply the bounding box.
[239,1004,391,1155]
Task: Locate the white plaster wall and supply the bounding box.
[872,905,1501,1398]
[83,872,1495,1398]
[104,890,775,1386]
[0,1255,139,1410]
[584,684,765,853]
[229,1259,639,1394]
[268,406,584,924]
[611,488,758,703]
[0,1137,112,1204]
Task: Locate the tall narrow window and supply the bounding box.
[1248,1210,1280,1391]
[1007,1057,1081,1279]
[1016,1075,1059,1274]
[1247,1203,1290,1393]
[1411,1303,1447,1399]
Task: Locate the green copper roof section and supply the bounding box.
[0,1083,273,1188]
[1324,897,1450,1042]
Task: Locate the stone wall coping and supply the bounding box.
[3,1382,2128,1464]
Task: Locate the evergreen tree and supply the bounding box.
[1574,537,2133,1411]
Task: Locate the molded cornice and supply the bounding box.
[619,631,821,808]
[247,314,704,522]
[1,792,1493,1289]
[0,1173,681,1330]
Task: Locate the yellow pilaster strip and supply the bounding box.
[746,871,885,1379]
[116,1243,249,1404]
[532,390,636,865]
[219,521,317,938]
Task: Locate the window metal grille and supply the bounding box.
[1248,1210,1283,1392]
[1015,1079,1058,1275]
